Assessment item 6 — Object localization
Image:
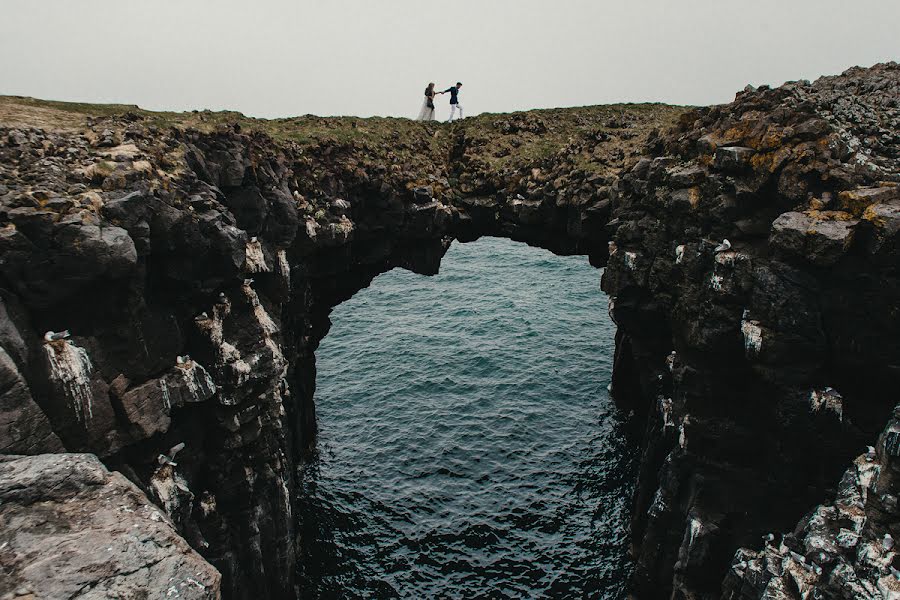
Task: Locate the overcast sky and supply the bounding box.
[1,0,897,119]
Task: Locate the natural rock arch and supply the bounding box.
[0,62,898,598]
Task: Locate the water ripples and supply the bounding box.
[297,237,634,598]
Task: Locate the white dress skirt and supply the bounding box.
[417,97,436,121]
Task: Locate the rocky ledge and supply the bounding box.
[0,453,220,599]
[0,62,897,598]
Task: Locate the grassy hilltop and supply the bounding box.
[0,95,690,185]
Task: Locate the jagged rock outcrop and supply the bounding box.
[721,403,900,599]
[0,453,220,599]
[0,62,897,599]
[601,62,900,598]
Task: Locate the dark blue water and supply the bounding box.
[297,237,634,598]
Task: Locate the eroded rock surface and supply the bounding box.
[722,403,900,599]
[0,62,897,599]
[0,453,220,599]
[0,94,676,598]
[601,62,900,598]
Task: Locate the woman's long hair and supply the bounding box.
[426,82,435,94]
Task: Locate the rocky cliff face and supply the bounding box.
[601,62,900,598]
[0,97,677,597]
[0,62,897,599]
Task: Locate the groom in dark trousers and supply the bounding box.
[443,82,463,122]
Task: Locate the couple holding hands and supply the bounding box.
[418,82,463,122]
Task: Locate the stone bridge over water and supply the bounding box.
[1,62,899,598]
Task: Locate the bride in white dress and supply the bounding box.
[416,83,437,121]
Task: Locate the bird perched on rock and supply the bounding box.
[866,445,877,462]
[714,239,732,253]
[43,330,70,341]
[885,533,894,551]
[157,442,186,466]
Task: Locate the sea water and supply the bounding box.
[298,236,634,598]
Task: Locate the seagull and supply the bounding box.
[44,330,71,341]
[250,236,258,243]
[885,533,895,551]
[169,442,185,459]
[714,239,732,253]
[176,355,191,365]
[157,453,177,467]
[866,445,877,462]
[157,442,186,467]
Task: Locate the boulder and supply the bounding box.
[118,361,217,441]
[101,190,151,254]
[837,185,899,216]
[0,453,220,599]
[770,211,858,266]
[412,186,433,204]
[714,147,755,172]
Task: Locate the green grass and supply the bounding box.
[0,95,691,180]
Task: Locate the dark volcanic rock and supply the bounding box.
[602,61,900,599]
[722,402,900,599]
[0,62,897,599]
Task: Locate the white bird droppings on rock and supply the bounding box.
[44,338,94,422]
[244,238,269,273]
[659,397,675,428]
[709,273,725,292]
[810,387,844,422]
[277,249,290,288]
[741,317,763,357]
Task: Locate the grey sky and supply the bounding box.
[1,0,897,119]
